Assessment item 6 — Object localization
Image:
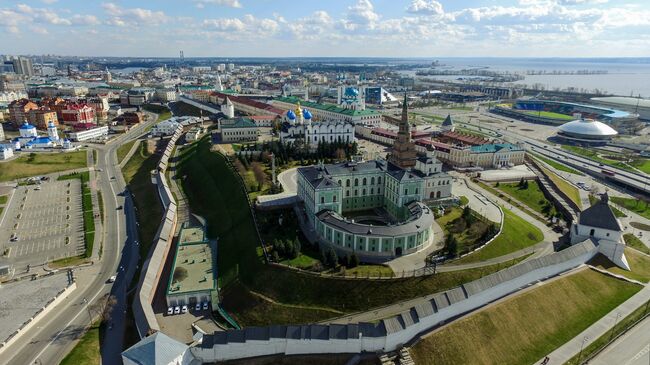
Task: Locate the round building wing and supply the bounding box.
[557,119,618,141]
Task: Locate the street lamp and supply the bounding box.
[608,312,621,342]
[576,335,589,364]
[82,297,93,324]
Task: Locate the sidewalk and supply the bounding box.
[540,283,650,365]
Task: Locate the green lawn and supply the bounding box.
[624,233,650,255]
[59,321,101,365]
[610,196,650,220]
[521,110,575,120]
[540,166,583,209]
[629,158,650,174]
[495,181,554,216]
[0,150,87,182]
[178,138,528,322]
[454,207,544,263]
[116,139,137,164]
[122,141,164,267]
[344,264,394,277]
[531,153,584,176]
[630,221,650,231]
[436,207,496,256]
[561,145,634,172]
[0,195,7,205]
[411,269,641,365]
[589,248,650,283]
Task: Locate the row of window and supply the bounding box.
[339,176,383,188]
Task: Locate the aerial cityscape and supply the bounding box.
[1,1,650,365]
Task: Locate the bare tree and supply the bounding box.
[251,162,266,189]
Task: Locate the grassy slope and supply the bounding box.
[410,269,641,365]
[178,138,527,322]
[0,150,87,181]
[0,195,7,204]
[495,181,551,215]
[561,145,634,172]
[59,322,100,365]
[610,196,650,220]
[589,248,650,283]
[122,141,164,266]
[531,153,584,176]
[455,207,544,264]
[116,139,137,164]
[629,158,650,174]
[540,166,582,209]
[624,233,650,255]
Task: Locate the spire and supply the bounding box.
[401,93,408,123]
[399,93,411,141]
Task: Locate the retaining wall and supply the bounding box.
[191,240,599,362]
[133,127,183,338]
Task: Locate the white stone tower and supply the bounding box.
[221,97,234,118]
[47,121,59,141]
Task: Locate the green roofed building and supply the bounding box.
[218,117,259,143]
[272,96,382,126]
[165,225,216,307]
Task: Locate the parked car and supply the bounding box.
[174,306,181,314]
[167,307,174,315]
[203,302,209,310]
[195,303,201,311]
[107,275,116,283]
[181,305,188,314]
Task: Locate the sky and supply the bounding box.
[1,0,650,58]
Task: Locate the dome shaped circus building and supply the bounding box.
[556,118,618,144]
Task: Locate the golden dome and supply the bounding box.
[295,102,303,117]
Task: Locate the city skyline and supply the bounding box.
[2,0,650,58]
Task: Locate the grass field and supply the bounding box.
[610,196,650,220]
[58,171,95,258]
[624,233,650,255]
[178,138,528,322]
[540,166,582,209]
[495,181,554,215]
[589,248,650,283]
[436,206,496,255]
[59,321,101,365]
[454,207,544,264]
[410,269,641,365]
[116,140,138,164]
[629,158,650,174]
[521,110,575,120]
[0,150,87,182]
[561,145,634,172]
[122,141,164,267]
[0,195,7,205]
[531,153,584,176]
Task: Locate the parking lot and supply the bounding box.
[0,180,84,270]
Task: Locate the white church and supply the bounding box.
[570,193,630,270]
[279,103,355,149]
[8,121,72,151]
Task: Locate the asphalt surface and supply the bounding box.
[0,116,157,365]
[590,316,650,365]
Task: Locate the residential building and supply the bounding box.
[0,90,28,103]
[67,125,109,142]
[28,109,58,129]
[8,98,38,127]
[11,57,34,76]
[115,111,144,125]
[0,145,13,160]
[219,117,259,143]
[61,104,95,126]
[155,88,177,102]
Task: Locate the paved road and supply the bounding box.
[590,316,650,365]
[0,116,157,365]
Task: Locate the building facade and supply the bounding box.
[28,109,58,129]
[272,96,382,126]
[8,99,38,127]
[280,105,355,148]
[68,125,109,142]
[219,117,259,143]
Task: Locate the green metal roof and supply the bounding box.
[274,96,379,117]
[221,117,257,129]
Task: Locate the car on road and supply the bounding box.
[107,275,116,283]
[116,205,123,210]
[195,303,201,311]
[10,234,18,242]
[167,307,174,315]
[181,305,188,314]
[35,186,41,191]
[174,306,180,314]
[203,302,209,310]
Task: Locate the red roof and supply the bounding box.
[440,131,487,146]
[214,92,283,115]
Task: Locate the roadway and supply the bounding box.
[0,116,157,365]
[590,316,650,365]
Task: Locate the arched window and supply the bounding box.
[363,177,367,185]
[346,179,350,187]
[371,177,375,185]
[338,180,342,186]
[354,178,359,186]
[377,176,382,184]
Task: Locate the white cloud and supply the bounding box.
[193,0,242,9]
[41,0,58,4]
[407,0,444,15]
[102,3,169,26]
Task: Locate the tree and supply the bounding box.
[349,253,359,268]
[322,247,338,268]
[518,177,525,187]
[334,148,346,161]
[523,179,529,189]
[495,182,500,187]
[444,234,458,257]
[251,162,266,190]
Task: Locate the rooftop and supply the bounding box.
[221,117,257,129]
[274,96,379,117]
[470,143,523,153]
[167,226,215,296]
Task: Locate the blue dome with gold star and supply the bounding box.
[303,109,312,119]
[287,110,296,120]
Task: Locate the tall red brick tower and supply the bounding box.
[388,93,417,169]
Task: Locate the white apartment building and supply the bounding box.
[68,125,109,142]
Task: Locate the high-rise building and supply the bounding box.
[12,57,34,77]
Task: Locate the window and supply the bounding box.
[363,178,367,185]
[405,188,408,195]
[320,197,324,204]
[354,178,359,186]
[346,179,350,187]
[378,176,381,184]
[346,191,350,197]
[590,229,595,236]
[371,177,375,185]
[371,188,374,194]
[333,195,337,202]
[415,188,418,194]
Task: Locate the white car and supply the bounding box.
[181,305,188,314]
[167,307,174,315]
[203,302,209,310]
[174,306,181,314]
[107,275,116,283]
[195,303,201,311]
